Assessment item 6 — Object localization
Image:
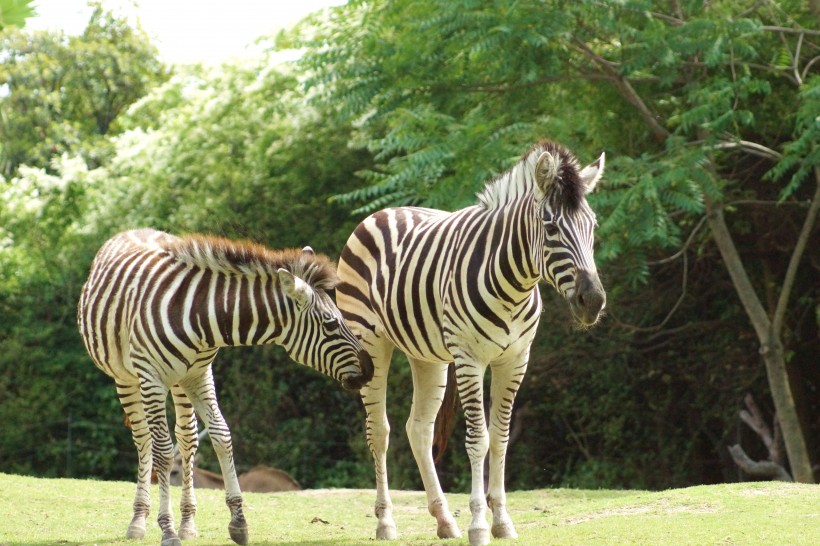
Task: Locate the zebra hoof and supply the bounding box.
[492,521,518,539]
[178,522,198,540]
[160,533,182,546]
[229,521,249,545]
[126,522,146,539]
[376,521,398,540]
[437,519,461,539]
[468,527,491,546]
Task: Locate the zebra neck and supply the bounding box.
[484,199,541,297]
[190,268,290,348]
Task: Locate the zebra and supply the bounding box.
[336,140,606,545]
[77,228,373,546]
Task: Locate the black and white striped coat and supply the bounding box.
[336,141,606,546]
[78,228,372,546]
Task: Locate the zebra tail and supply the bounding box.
[432,363,459,465]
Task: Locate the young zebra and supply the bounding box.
[336,141,606,545]
[77,228,373,546]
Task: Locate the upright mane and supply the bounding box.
[476,140,584,211]
[166,234,338,291]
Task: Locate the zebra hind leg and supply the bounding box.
[181,368,247,546]
[116,382,152,540]
[138,375,181,546]
[405,359,460,539]
[172,385,199,540]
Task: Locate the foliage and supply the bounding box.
[0,4,167,178]
[0,0,35,30]
[294,0,819,484]
[1,0,817,491]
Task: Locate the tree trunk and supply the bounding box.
[703,197,815,483]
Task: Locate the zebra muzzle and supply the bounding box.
[570,269,606,326]
[341,350,374,392]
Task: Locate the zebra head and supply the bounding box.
[277,248,373,391]
[531,143,606,327]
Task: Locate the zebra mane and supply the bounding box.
[167,234,338,290]
[476,140,584,211]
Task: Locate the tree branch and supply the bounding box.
[702,189,772,342]
[739,393,775,454]
[728,444,792,481]
[570,38,670,140]
[711,139,783,161]
[760,25,820,37]
[771,168,820,337]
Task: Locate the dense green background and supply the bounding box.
[1,1,817,490]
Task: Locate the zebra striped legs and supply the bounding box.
[116,383,152,540]
[171,386,199,540]
[359,338,397,539]
[179,369,248,546]
[453,358,492,546]
[486,357,528,540]
[405,359,461,539]
[137,374,180,546]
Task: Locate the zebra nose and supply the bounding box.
[574,270,606,323]
[341,350,374,392]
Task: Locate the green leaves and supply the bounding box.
[0,0,35,30]
[0,6,166,178]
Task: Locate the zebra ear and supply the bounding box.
[301,246,314,256]
[579,152,605,194]
[534,151,560,199]
[278,268,312,307]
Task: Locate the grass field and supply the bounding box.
[1,472,818,545]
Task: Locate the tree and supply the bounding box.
[0,3,167,178]
[295,0,818,482]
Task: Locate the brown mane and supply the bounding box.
[477,140,584,212]
[166,234,338,291]
[527,140,584,212]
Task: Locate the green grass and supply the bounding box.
[0,472,818,545]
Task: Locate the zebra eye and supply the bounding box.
[323,317,340,333]
[544,222,560,237]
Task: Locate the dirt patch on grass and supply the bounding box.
[561,498,718,525]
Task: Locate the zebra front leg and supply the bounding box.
[139,376,180,546]
[486,356,529,539]
[454,359,491,546]
[361,338,397,539]
[172,385,199,540]
[117,382,152,540]
[405,359,460,539]
[181,368,247,546]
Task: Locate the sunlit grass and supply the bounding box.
[1,473,818,545]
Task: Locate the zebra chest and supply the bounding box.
[439,288,542,364]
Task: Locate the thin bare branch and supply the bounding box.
[649,216,708,265]
[794,31,804,86]
[760,25,820,37]
[610,250,690,334]
[740,393,775,451]
[570,38,671,140]
[711,140,783,161]
[772,169,820,337]
[728,444,793,481]
[802,55,820,82]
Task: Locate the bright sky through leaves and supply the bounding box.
[26,0,342,65]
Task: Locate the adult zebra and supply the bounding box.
[336,140,606,545]
[77,228,373,546]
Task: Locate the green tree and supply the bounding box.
[0,3,167,178]
[296,0,819,482]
